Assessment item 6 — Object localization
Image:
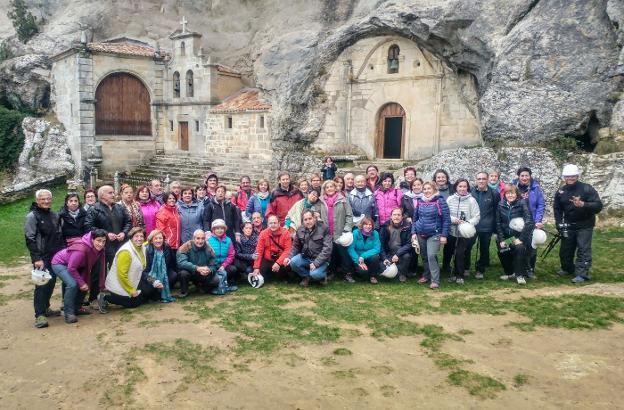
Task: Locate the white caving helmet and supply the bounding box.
[509,217,525,232]
[247,273,265,289]
[31,268,52,286]
[336,232,354,247]
[457,222,476,238]
[531,229,547,249]
[381,263,398,279]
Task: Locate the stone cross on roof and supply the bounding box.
[180,16,188,34]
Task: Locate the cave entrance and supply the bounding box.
[376,102,405,159]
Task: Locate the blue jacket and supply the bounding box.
[207,234,233,267]
[348,228,381,263]
[177,200,204,243]
[411,196,451,238]
[235,232,259,262]
[348,188,378,222]
[513,178,545,223]
[245,194,270,224]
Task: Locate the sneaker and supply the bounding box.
[418,277,428,284]
[463,270,470,278]
[77,307,91,316]
[344,274,356,284]
[299,277,310,287]
[398,274,407,283]
[226,285,239,292]
[96,292,109,314]
[516,276,526,285]
[447,276,458,283]
[571,275,588,284]
[45,308,61,317]
[455,277,465,285]
[557,270,571,277]
[475,272,484,280]
[500,274,516,281]
[34,315,49,328]
[430,282,439,289]
[178,291,189,298]
[64,314,78,324]
[370,277,378,284]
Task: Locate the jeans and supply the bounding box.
[290,254,329,281]
[418,235,441,284]
[52,264,86,317]
[559,228,593,278]
[352,254,381,279]
[466,232,492,274]
[33,258,56,318]
[496,241,528,277]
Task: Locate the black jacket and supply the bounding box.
[24,203,64,263]
[553,181,603,230]
[59,207,88,241]
[379,219,412,260]
[496,199,534,244]
[85,201,131,255]
[289,222,333,267]
[471,187,499,233]
[203,198,241,239]
[142,243,177,279]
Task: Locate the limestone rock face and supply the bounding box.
[577,152,624,209]
[0,54,51,111]
[12,117,74,186]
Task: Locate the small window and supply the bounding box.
[259,115,265,129]
[186,70,194,97]
[180,41,186,56]
[173,71,180,98]
[169,120,174,131]
[227,116,233,129]
[387,44,400,74]
[195,120,199,132]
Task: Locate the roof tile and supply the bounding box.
[210,88,271,113]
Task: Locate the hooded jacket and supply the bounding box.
[496,198,534,244]
[24,203,64,263]
[513,178,546,223]
[59,206,88,242]
[318,192,354,241]
[266,184,303,226]
[156,204,181,250]
[348,187,377,223]
[245,192,271,223]
[140,198,162,235]
[285,197,323,231]
[348,228,381,263]
[379,219,412,260]
[51,231,105,288]
[289,221,333,267]
[446,193,481,237]
[411,195,451,238]
[232,187,254,212]
[374,187,403,226]
[177,200,204,243]
[203,197,241,240]
[401,192,423,221]
[176,240,217,273]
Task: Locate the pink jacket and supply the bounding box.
[140,199,161,234]
[375,187,402,226]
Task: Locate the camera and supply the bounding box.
[270,252,279,260]
[460,211,466,222]
[557,223,570,238]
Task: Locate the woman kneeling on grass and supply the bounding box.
[143,229,177,303]
[52,230,107,324]
[98,227,162,313]
[347,217,382,284]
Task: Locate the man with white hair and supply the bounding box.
[24,189,64,328]
[149,179,165,204]
[176,229,218,297]
[554,164,603,283]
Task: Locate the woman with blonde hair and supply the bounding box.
[118,184,145,229]
[245,178,271,225]
[143,229,178,302]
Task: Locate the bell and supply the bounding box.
[389,59,399,71]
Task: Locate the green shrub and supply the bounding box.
[0,106,25,171]
[544,135,580,164]
[7,0,39,43]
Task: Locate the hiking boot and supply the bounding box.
[398,274,407,283]
[45,308,61,317]
[344,274,356,284]
[463,270,471,278]
[96,292,109,314]
[475,272,484,280]
[178,291,189,298]
[320,277,329,286]
[430,282,439,289]
[418,277,428,284]
[227,285,239,292]
[34,315,48,328]
[500,274,516,281]
[64,314,78,324]
[77,307,91,316]
[516,276,526,285]
[557,270,571,277]
[455,277,465,285]
[526,269,536,280]
[370,277,378,284]
[299,277,310,287]
[571,275,588,284]
[447,276,458,283]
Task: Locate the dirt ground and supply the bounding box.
[1,263,623,410]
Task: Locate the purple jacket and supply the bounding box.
[513,178,545,223]
[140,198,161,234]
[51,231,105,288]
[374,187,402,226]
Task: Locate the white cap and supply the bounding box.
[211,219,227,229]
[562,164,580,177]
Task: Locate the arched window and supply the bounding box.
[387,45,400,74]
[173,71,180,98]
[186,70,194,98]
[180,41,186,56]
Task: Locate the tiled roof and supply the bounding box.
[210,88,271,113]
[87,41,156,57]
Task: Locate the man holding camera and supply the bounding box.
[554,164,603,283]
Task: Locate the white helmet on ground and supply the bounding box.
[457,222,476,238]
[380,263,398,279]
[247,273,265,289]
[31,268,52,286]
[336,232,354,247]
[509,217,525,232]
[531,229,547,249]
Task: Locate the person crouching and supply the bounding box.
[380,208,413,283]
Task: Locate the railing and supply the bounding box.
[113,171,171,193]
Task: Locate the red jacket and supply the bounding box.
[254,227,292,269]
[155,204,181,250]
[265,184,303,226]
[231,187,254,212]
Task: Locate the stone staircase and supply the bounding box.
[338,158,411,176]
[117,152,273,190]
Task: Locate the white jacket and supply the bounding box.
[446,193,480,238]
[105,240,146,297]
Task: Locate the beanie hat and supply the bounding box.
[211,219,227,229]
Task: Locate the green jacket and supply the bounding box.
[176,240,218,273]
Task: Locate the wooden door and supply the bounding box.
[95,72,151,135]
[179,122,189,151]
[376,103,405,159]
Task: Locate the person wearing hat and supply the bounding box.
[284,210,333,286]
[554,164,603,283]
[206,218,240,286]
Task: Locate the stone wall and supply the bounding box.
[205,111,272,161]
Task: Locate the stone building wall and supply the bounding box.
[205,111,272,161]
[314,36,481,159]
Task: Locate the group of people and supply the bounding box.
[24,157,603,328]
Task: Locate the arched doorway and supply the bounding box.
[376,103,405,159]
[95,72,151,135]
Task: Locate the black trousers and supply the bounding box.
[330,245,352,274]
[104,278,155,309]
[442,236,455,273]
[496,241,528,277]
[353,254,381,279]
[387,253,413,278]
[466,232,492,274]
[257,258,291,281]
[559,228,593,278]
[33,258,55,318]
[453,236,476,276]
[185,269,220,293]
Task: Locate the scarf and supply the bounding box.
[68,208,80,219]
[256,191,269,200]
[149,249,175,303]
[361,226,372,237]
[488,182,499,191]
[323,193,338,235]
